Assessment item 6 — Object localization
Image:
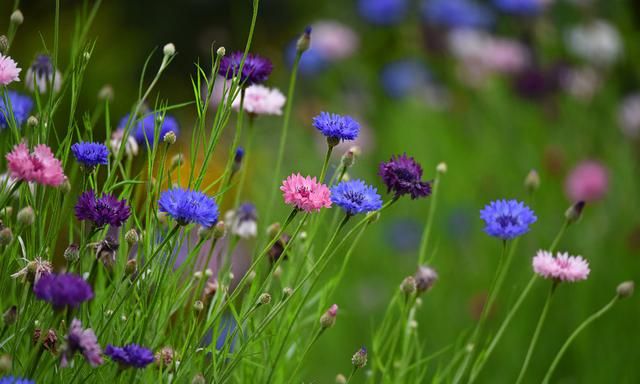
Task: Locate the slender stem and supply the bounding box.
[418,172,441,265]
[515,282,557,384]
[289,328,324,381]
[318,144,334,184]
[542,295,619,384]
[217,88,246,208]
[346,367,358,384]
[233,115,255,208]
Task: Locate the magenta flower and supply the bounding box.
[280,173,331,212]
[0,54,21,85]
[61,319,103,367]
[5,142,66,186]
[532,250,590,282]
[564,160,608,202]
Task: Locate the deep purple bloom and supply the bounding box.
[331,180,383,216]
[34,273,94,310]
[105,344,154,368]
[493,0,543,15]
[0,376,35,384]
[118,112,180,148]
[480,199,537,240]
[158,187,219,227]
[71,142,109,169]
[421,0,494,29]
[378,154,431,199]
[218,52,273,86]
[358,0,408,25]
[312,112,360,142]
[0,91,34,129]
[75,190,131,228]
[61,318,103,367]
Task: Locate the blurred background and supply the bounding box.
[3,0,640,382]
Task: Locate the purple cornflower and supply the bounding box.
[158,187,219,228]
[34,273,94,310]
[331,180,383,216]
[61,318,103,367]
[71,142,109,169]
[421,0,494,30]
[312,112,360,143]
[105,344,154,369]
[226,202,258,238]
[480,199,537,240]
[75,190,131,228]
[378,154,431,199]
[0,91,34,129]
[358,0,408,26]
[0,376,35,384]
[218,51,273,86]
[118,112,180,148]
[25,54,62,93]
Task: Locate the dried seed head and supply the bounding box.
[98,85,114,101]
[193,300,204,313]
[282,287,293,298]
[216,47,226,57]
[125,259,137,276]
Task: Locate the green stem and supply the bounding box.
[217,88,246,208]
[346,367,358,384]
[289,328,324,381]
[233,115,255,208]
[542,295,619,384]
[418,172,441,265]
[318,144,334,184]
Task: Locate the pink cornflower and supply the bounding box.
[564,160,608,202]
[280,173,331,212]
[0,54,21,85]
[532,250,590,282]
[232,85,286,116]
[6,142,66,186]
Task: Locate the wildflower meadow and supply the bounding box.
[0,0,638,383]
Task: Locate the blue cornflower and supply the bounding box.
[421,0,494,29]
[331,180,383,216]
[0,376,35,384]
[71,142,109,169]
[0,91,34,129]
[380,60,431,99]
[158,187,219,228]
[118,113,180,148]
[312,112,360,143]
[358,0,408,26]
[493,0,543,15]
[480,199,537,240]
[105,344,154,369]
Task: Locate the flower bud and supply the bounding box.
[296,26,312,53]
[0,227,13,246]
[565,201,585,224]
[0,35,8,54]
[155,346,176,371]
[216,46,226,57]
[267,222,281,239]
[232,147,244,174]
[60,179,71,194]
[83,51,91,61]
[16,206,35,226]
[282,287,293,298]
[192,373,206,384]
[63,244,80,263]
[2,306,17,326]
[0,207,12,217]
[98,85,114,101]
[320,304,338,329]
[163,131,177,145]
[10,10,24,25]
[335,374,347,384]
[351,347,367,369]
[436,162,448,174]
[340,146,360,169]
[524,169,540,193]
[193,300,204,312]
[163,43,176,56]
[258,293,272,305]
[170,153,184,170]
[415,265,438,294]
[214,221,226,239]
[205,269,213,278]
[400,276,417,296]
[193,271,203,280]
[125,229,139,245]
[125,259,137,276]
[617,281,634,299]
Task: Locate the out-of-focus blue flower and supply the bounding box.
[331,180,383,216]
[159,187,219,228]
[380,60,431,99]
[105,344,154,369]
[480,199,537,240]
[285,41,329,76]
[0,376,35,384]
[493,0,543,16]
[312,112,360,142]
[357,0,408,26]
[385,218,422,252]
[0,91,34,129]
[71,142,109,169]
[118,112,180,148]
[421,0,494,29]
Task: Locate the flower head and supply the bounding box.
[0,91,33,129]
[10,257,52,284]
[358,0,408,25]
[415,265,438,293]
[158,188,219,227]
[378,154,431,199]
[0,376,35,384]
[564,160,608,202]
[71,142,109,169]
[110,128,139,158]
[480,199,537,240]
[280,173,331,213]
[493,0,545,15]
[532,250,590,282]
[0,54,21,85]
[75,190,131,228]
[61,319,103,367]
[422,0,494,30]
[218,51,273,86]
[312,112,360,143]
[232,85,286,116]
[331,180,382,216]
[225,202,258,239]
[380,60,432,99]
[6,142,66,186]
[105,344,154,369]
[118,113,179,148]
[34,273,94,310]
[25,54,62,93]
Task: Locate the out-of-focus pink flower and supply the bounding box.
[564,160,608,202]
[311,20,359,61]
[448,30,530,75]
[481,38,530,73]
[0,54,21,85]
[109,128,139,158]
[532,250,590,282]
[280,173,331,213]
[618,93,640,138]
[232,85,286,116]
[561,66,601,101]
[6,142,66,186]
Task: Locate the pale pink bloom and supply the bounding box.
[327,304,338,317]
[533,250,590,282]
[6,142,66,186]
[564,160,608,202]
[232,85,286,116]
[481,38,530,74]
[617,93,640,138]
[0,54,21,85]
[109,128,139,158]
[280,173,331,213]
[311,20,359,61]
[448,30,529,75]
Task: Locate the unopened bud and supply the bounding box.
[170,154,184,170]
[282,287,293,298]
[267,222,281,238]
[216,47,226,57]
[10,10,24,25]
[436,162,448,174]
[524,169,540,193]
[351,347,368,369]
[213,221,226,239]
[59,179,71,194]
[163,131,177,145]
[125,229,139,245]
[617,281,634,298]
[335,374,347,384]
[192,373,206,384]
[320,304,338,329]
[0,227,13,246]
[258,293,271,305]
[16,206,35,226]
[296,26,312,53]
[232,147,244,174]
[341,146,360,169]
[2,306,17,326]
[0,355,11,374]
[204,268,213,277]
[193,271,203,280]
[0,36,8,54]
[27,116,38,128]
[98,85,114,101]
[163,43,176,56]
[193,300,204,312]
[400,276,417,295]
[125,259,137,276]
[415,265,438,294]
[565,201,585,224]
[63,244,80,263]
